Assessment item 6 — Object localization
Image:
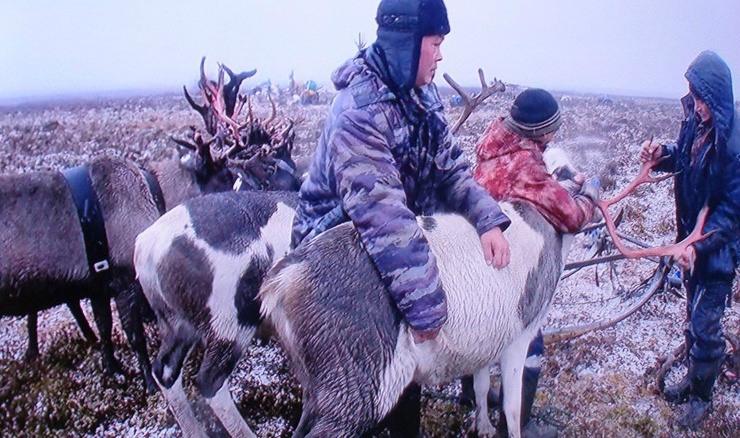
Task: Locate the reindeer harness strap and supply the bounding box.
[62,165,111,276]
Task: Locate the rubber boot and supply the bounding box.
[677,360,721,430]
[664,372,691,405]
[664,331,694,404]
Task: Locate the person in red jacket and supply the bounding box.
[461,88,599,438]
[474,88,597,233]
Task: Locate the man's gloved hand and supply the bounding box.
[557,171,585,194]
[580,177,601,204]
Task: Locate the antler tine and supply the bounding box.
[171,129,216,154]
[198,57,211,95]
[222,64,257,117]
[183,85,220,135]
[476,68,505,100]
[243,94,255,126]
[170,135,197,151]
[208,126,241,163]
[264,91,278,128]
[356,32,367,51]
[195,62,243,144]
[238,94,256,131]
[233,94,248,120]
[601,157,674,207]
[444,69,506,135]
[270,120,295,154]
[600,204,712,262]
[183,85,208,118]
[216,65,226,104]
[197,58,223,112]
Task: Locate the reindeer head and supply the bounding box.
[174,58,300,191]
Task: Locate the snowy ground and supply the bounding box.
[0,90,738,437]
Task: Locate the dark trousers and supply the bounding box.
[685,276,732,364]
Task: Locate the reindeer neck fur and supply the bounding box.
[147,156,207,210]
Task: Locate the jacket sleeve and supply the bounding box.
[518,161,596,234]
[476,151,595,234]
[330,110,447,332]
[435,129,511,235]
[693,151,740,255]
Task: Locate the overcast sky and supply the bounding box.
[1,0,738,102]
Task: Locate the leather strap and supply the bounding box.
[62,165,111,275]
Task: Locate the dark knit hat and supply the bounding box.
[374,0,450,90]
[505,88,562,138]
[376,0,450,36]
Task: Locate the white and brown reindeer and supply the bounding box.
[259,155,710,438]
[134,189,298,437]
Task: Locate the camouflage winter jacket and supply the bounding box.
[474,117,595,234]
[292,52,510,332]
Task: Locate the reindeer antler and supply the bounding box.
[444,69,506,134]
[179,57,298,190]
[598,151,713,268]
[222,64,257,117]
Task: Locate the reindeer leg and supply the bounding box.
[67,300,97,343]
[90,294,124,375]
[472,366,496,437]
[25,313,39,362]
[156,374,207,438]
[208,380,256,438]
[153,326,205,437]
[114,286,156,391]
[499,333,533,438]
[153,322,197,389]
[293,388,316,438]
[197,337,255,438]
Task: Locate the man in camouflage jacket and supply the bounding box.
[292,0,511,343]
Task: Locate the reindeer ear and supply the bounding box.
[179,151,200,171]
[175,144,189,158]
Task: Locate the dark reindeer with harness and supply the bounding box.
[1,59,302,390]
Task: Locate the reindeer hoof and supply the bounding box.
[24,348,39,363]
[470,416,497,438]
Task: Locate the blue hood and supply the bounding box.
[684,50,735,144]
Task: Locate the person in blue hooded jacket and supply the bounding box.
[641,50,740,430]
[292,0,511,349]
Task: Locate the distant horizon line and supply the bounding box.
[0,82,694,109]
